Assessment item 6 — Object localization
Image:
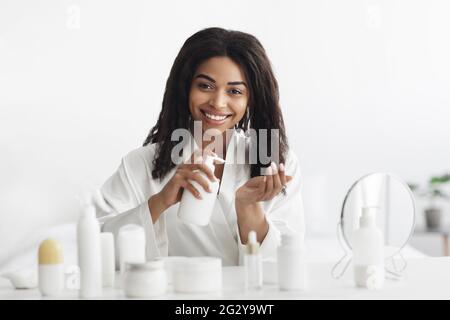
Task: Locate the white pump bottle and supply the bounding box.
[352,206,385,290]
[177,154,225,226]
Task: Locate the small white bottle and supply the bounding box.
[118,224,146,277]
[100,232,115,287]
[77,201,102,298]
[352,206,385,290]
[244,231,263,290]
[277,232,308,291]
[38,238,64,297]
[177,154,225,226]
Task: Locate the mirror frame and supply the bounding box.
[339,172,417,258]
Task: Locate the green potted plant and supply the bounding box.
[409,174,450,230]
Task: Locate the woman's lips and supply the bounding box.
[200,110,232,125]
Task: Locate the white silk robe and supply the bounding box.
[96,129,305,266]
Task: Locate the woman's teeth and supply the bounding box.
[204,112,229,121]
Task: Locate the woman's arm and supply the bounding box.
[98,147,170,261]
[148,193,167,224]
[235,162,292,244]
[235,201,269,244]
[234,152,305,264]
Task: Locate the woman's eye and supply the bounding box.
[198,83,213,90]
[229,88,242,95]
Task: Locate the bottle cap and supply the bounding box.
[125,260,164,272]
[173,257,221,272]
[77,191,97,219]
[360,206,379,228]
[281,232,303,246]
[82,204,96,219]
[246,230,260,255]
[204,154,225,169]
[38,238,63,265]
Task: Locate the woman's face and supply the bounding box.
[189,56,249,134]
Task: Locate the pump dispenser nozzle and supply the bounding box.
[244,230,262,290]
[246,231,260,255]
[204,154,225,168]
[360,206,379,228]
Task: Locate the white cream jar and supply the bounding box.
[154,256,187,284]
[123,260,167,298]
[173,257,222,293]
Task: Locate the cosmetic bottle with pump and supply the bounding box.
[38,238,64,296]
[77,197,102,298]
[244,231,263,290]
[352,206,385,290]
[177,154,225,226]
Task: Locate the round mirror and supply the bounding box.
[340,172,416,258]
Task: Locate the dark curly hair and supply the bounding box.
[143,27,288,180]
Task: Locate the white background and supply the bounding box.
[1,0,450,264]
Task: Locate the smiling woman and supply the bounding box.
[143,27,288,180]
[189,57,248,133]
[98,27,305,266]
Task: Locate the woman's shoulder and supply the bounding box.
[123,142,157,163]
[119,143,162,202]
[284,148,301,178]
[120,143,159,178]
[285,148,300,167]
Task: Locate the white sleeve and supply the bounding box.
[236,151,305,265]
[96,149,169,264]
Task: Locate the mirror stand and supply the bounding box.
[331,172,416,282]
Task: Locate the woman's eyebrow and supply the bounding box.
[228,81,247,87]
[195,74,216,82]
[195,74,247,87]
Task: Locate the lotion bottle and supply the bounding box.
[177,154,225,226]
[77,199,102,298]
[352,206,385,290]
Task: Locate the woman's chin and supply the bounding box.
[201,119,230,133]
[202,125,226,136]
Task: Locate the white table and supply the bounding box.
[1,257,450,300]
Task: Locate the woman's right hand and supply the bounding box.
[157,152,217,210]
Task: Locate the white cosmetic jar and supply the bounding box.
[123,260,167,298]
[154,256,187,284]
[173,257,222,293]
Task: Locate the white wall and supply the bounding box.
[1,0,450,263]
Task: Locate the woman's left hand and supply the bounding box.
[235,162,292,206]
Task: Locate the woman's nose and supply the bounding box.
[209,92,227,109]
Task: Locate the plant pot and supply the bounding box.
[425,207,442,230]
